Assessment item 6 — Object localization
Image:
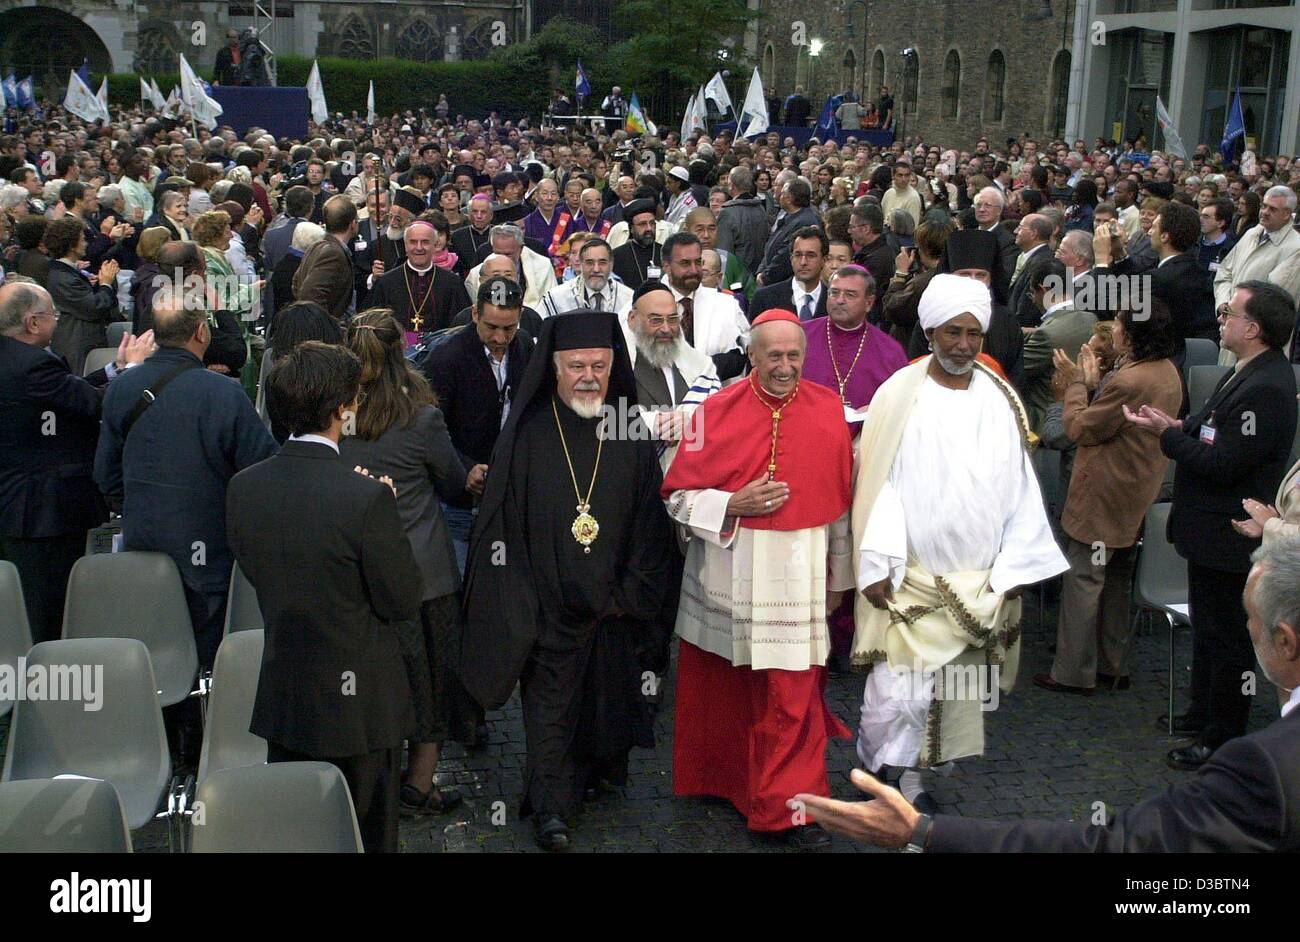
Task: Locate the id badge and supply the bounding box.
[355,239,368,251]
[646,265,662,281]
[1199,424,1216,445]
[1208,262,1220,272]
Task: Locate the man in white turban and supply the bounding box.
[846,273,1068,812]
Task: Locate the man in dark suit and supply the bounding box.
[849,203,895,313]
[1008,214,1054,329]
[751,226,829,322]
[757,177,819,286]
[292,195,357,321]
[261,185,313,276]
[795,534,1300,852]
[973,186,1018,302]
[1128,280,1298,769]
[424,276,534,573]
[95,294,277,672]
[449,194,495,266]
[366,221,470,335]
[783,86,812,128]
[1097,201,1217,359]
[0,282,151,642]
[228,341,421,853]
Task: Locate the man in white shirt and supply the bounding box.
[661,231,750,382]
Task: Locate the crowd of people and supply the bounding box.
[2,89,1300,854]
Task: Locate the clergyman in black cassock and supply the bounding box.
[457,310,673,851]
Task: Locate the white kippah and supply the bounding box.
[917,273,992,333]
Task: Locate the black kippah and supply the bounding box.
[633,281,672,303]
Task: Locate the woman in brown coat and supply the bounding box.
[1034,299,1183,694]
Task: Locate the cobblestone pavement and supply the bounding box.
[5,597,1277,853]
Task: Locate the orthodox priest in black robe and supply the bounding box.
[366,220,471,340]
[458,310,673,851]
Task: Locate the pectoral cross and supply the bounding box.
[411,311,423,332]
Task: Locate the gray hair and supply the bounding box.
[0,282,50,333]
[290,221,326,252]
[1251,535,1300,641]
[97,184,124,207]
[490,223,524,248]
[729,165,753,195]
[42,179,66,205]
[210,180,233,203]
[0,184,28,210]
[1264,185,1297,212]
[1061,229,1094,265]
[889,208,915,237]
[978,186,1006,209]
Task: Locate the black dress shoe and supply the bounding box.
[533,814,572,851]
[788,824,832,849]
[1096,672,1131,690]
[1155,713,1205,736]
[1032,672,1094,696]
[399,784,464,817]
[1167,742,1214,771]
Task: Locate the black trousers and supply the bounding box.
[520,630,597,822]
[1187,563,1254,748]
[267,742,401,853]
[0,533,85,644]
[183,584,228,671]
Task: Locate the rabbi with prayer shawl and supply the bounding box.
[849,274,1068,812]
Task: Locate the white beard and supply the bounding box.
[636,333,679,370]
[567,394,605,420]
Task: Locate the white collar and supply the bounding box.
[1283,686,1300,718]
[793,280,822,301]
[1043,299,1073,319]
[406,261,434,275]
[288,433,339,453]
[1157,254,1177,267]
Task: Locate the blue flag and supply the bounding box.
[575,61,591,100]
[76,60,91,87]
[1219,89,1245,164]
[2,74,16,108]
[813,95,838,142]
[16,76,34,110]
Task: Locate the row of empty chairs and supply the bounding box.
[0,762,363,853]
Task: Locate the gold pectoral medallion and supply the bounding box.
[571,504,600,553]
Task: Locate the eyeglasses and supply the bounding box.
[1217,303,1254,325]
[643,315,683,328]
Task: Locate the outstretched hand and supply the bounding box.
[791,769,921,849]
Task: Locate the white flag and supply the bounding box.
[738,67,769,139]
[148,78,167,111]
[681,86,707,139]
[366,80,376,124]
[1155,96,1188,162]
[63,69,108,123]
[164,85,180,115]
[140,77,152,105]
[96,78,108,110]
[704,71,733,115]
[306,60,329,125]
[179,53,222,130]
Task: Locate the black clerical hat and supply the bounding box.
[943,228,999,273]
[553,309,617,350]
[393,188,425,215]
[623,198,657,220]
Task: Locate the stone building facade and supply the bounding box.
[748,0,1076,145]
[0,0,529,92]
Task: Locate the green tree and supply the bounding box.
[609,0,759,121]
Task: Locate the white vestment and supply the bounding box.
[667,489,854,671]
[856,371,1067,769]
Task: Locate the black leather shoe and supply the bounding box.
[1155,713,1205,736]
[399,784,464,817]
[533,814,572,851]
[788,824,832,849]
[1167,742,1214,771]
[1096,672,1131,690]
[1032,672,1094,696]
